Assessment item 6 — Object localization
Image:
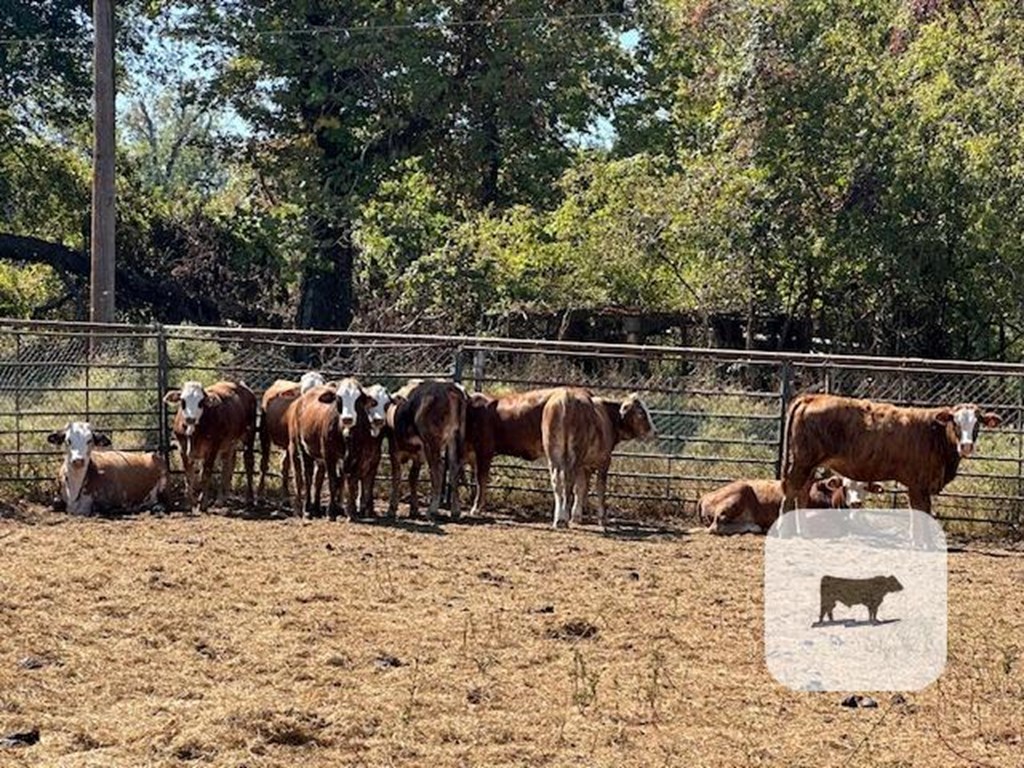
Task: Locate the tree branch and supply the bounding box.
[0,232,223,323]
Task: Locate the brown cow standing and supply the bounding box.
[385,379,467,522]
[541,387,655,528]
[48,421,168,516]
[463,388,559,516]
[287,378,376,520]
[257,371,325,500]
[781,394,1001,540]
[341,383,391,519]
[164,380,257,514]
[698,476,883,535]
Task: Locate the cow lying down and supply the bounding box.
[48,422,168,516]
[698,476,882,535]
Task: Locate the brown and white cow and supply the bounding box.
[257,371,325,500]
[698,476,884,535]
[287,377,377,520]
[341,383,391,519]
[781,394,1001,540]
[541,388,655,529]
[385,379,467,522]
[463,388,560,516]
[164,379,257,514]
[48,422,168,516]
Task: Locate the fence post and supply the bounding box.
[1017,375,1023,528]
[472,349,486,393]
[451,345,464,383]
[14,331,22,480]
[442,345,466,511]
[775,360,793,480]
[155,324,170,467]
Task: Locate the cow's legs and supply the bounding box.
[218,448,236,505]
[359,474,375,517]
[423,440,444,521]
[279,453,291,501]
[326,456,341,521]
[301,453,316,519]
[311,463,326,515]
[408,461,421,518]
[469,455,490,517]
[781,464,815,536]
[242,424,256,506]
[596,464,611,527]
[345,470,359,521]
[906,488,933,548]
[257,417,270,500]
[570,470,589,525]
[550,465,569,529]
[289,442,304,517]
[387,452,402,518]
[446,437,461,521]
[198,453,218,513]
[182,454,199,514]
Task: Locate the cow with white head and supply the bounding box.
[163,379,257,514]
[341,382,392,519]
[287,377,379,520]
[258,371,328,502]
[48,422,167,516]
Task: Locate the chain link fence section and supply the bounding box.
[2,319,1023,531]
[0,321,162,494]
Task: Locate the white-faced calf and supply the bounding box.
[48,422,167,516]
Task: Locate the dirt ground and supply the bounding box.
[0,504,1022,768]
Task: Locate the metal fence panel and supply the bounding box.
[2,318,1022,530]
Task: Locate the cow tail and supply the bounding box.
[257,404,270,476]
[454,387,467,471]
[780,396,806,487]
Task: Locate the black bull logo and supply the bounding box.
[816,574,903,626]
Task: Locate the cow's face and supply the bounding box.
[936,405,1002,457]
[319,379,376,438]
[620,393,655,440]
[362,384,392,437]
[164,381,211,436]
[886,575,904,593]
[47,421,111,470]
[299,371,326,394]
[841,478,884,508]
[820,476,884,508]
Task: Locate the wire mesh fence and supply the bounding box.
[2,318,1022,531]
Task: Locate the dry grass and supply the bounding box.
[0,504,1023,768]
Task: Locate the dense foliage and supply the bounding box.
[3,0,1024,358]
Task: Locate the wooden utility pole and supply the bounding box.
[91,0,116,323]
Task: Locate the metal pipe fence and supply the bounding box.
[2,318,1022,531]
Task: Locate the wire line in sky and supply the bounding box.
[0,10,629,47]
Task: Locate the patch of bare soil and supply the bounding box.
[0,507,1021,767]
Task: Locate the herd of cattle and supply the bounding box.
[48,374,654,528]
[45,371,1003,535]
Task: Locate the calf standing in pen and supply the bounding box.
[342,383,391,519]
[781,394,1002,541]
[288,378,378,520]
[164,379,257,514]
[386,379,467,522]
[257,371,325,501]
[463,388,559,516]
[542,388,655,528]
[48,421,168,516]
[698,476,884,535]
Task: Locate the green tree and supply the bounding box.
[180,0,631,330]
